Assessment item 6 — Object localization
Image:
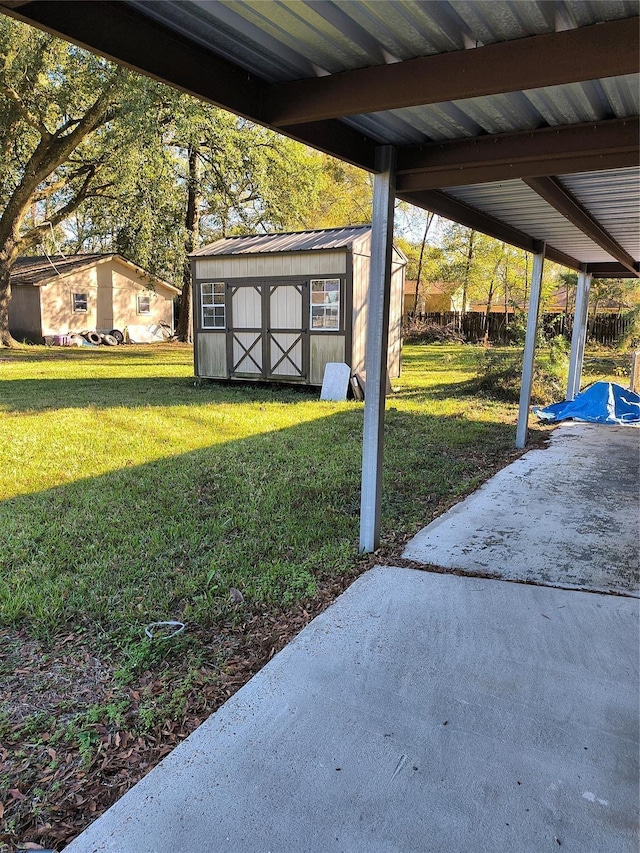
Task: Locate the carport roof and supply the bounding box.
[2,0,638,277]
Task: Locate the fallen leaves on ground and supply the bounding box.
[0,565,364,852]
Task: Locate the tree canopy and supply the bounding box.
[0,16,371,345]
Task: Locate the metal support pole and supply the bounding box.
[566,271,592,401]
[359,146,396,553]
[516,244,545,449]
[630,350,640,393]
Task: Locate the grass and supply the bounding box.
[0,340,625,849]
[1,341,627,636]
[0,342,517,637]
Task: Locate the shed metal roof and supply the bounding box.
[192,225,373,256]
[2,0,638,277]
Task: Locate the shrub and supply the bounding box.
[473,338,569,405]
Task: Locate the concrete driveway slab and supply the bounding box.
[403,424,639,595]
[65,568,639,853]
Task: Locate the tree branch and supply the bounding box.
[19,166,110,251]
[0,69,125,247]
[0,80,50,138]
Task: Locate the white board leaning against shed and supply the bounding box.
[190,226,406,387]
[320,362,352,401]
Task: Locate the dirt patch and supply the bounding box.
[0,566,366,852]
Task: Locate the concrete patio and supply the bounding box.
[65,424,639,853]
[404,423,639,596]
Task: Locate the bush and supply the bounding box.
[473,338,569,405]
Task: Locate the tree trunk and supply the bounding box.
[461,230,475,329]
[176,144,199,342]
[0,245,20,347]
[483,279,495,346]
[0,268,13,346]
[413,212,434,314]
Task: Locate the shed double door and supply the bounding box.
[228,282,308,381]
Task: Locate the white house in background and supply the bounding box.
[9,254,180,343]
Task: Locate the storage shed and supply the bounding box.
[191,226,405,386]
[9,254,179,343]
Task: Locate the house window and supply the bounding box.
[311,279,340,330]
[137,294,151,314]
[201,282,226,328]
[72,293,88,313]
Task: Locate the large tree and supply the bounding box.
[79,96,373,339]
[0,18,374,346]
[0,17,167,345]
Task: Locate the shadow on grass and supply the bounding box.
[0,375,318,413]
[392,376,483,401]
[0,407,518,641]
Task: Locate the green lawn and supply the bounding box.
[0,342,522,636]
[0,341,623,849]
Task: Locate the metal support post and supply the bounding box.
[359,146,396,553]
[516,244,545,449]
[566,271,592,401]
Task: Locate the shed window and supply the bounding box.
[72,293,88,313]
[137,295,151,314]
[310,279,340,330]
[202,282,226,329]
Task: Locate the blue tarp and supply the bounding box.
[534,382,640,425]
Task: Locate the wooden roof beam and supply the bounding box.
[585,262,640,278]
[266,17,640,126]
[395,119,640,190]
[525,176,639,276]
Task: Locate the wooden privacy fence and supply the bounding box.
[405,311,636,346]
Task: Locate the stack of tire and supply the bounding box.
[78,329,124,346]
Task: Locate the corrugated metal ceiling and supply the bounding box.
[132,0,638,83]
[2,0,638,275]
[444,181,616,263]
[343,74,639,145]
[561,168,640,258]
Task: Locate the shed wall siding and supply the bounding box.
[8,285,42,341]
[310,336,346,385]
[388,260,404,379]
[195,251,346,280]
[197,333,227,378]
[351,250,371,377]
[351,253,405,380]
